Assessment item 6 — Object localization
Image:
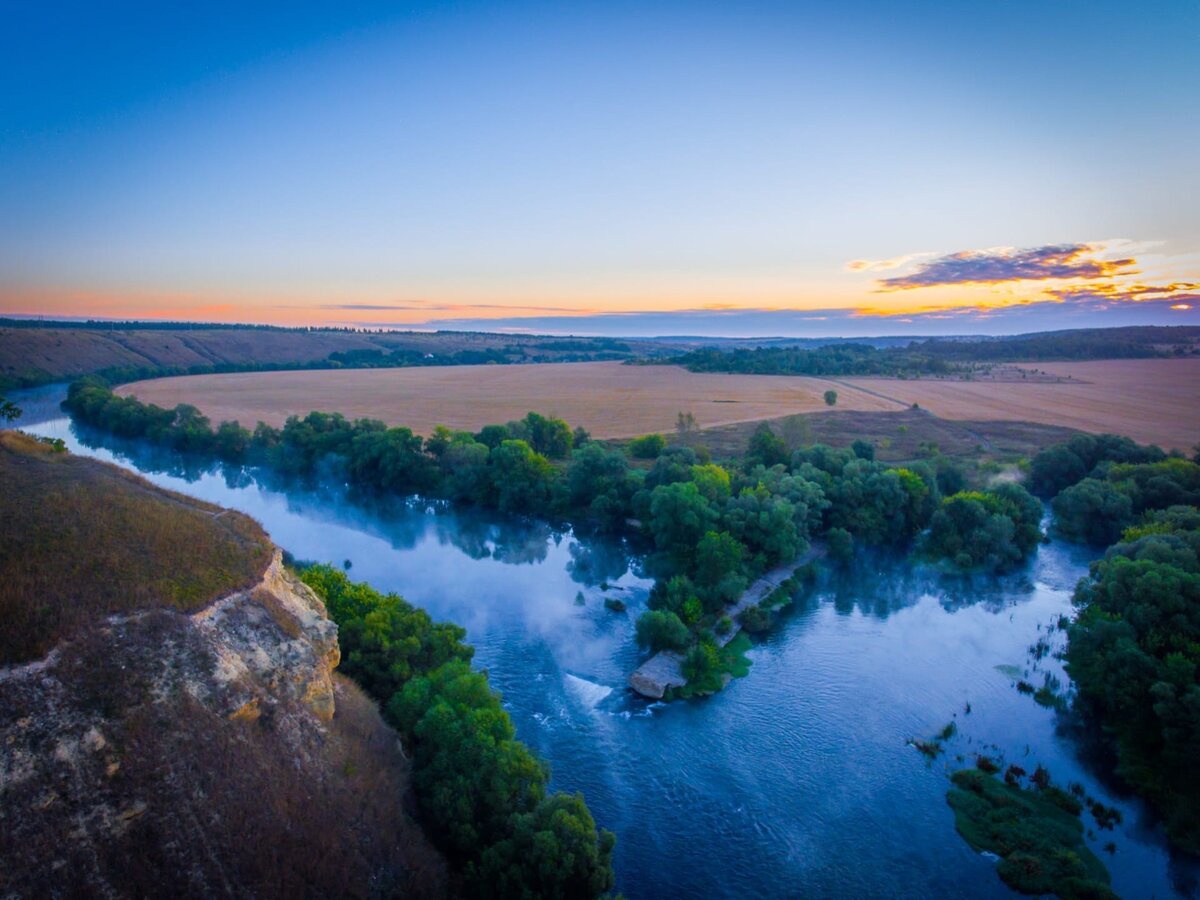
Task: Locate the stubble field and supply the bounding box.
[114,358,1200,451]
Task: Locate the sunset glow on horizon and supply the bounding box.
[3,1,1197,336]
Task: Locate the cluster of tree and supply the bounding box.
[921,483,1044,573]
[1029,432,1168,498]
[655,326,1200,380]
[66,379,1025,686]
[1029,432,1199,545]
[665,344,958,378]
[632,438,951,657]
[65,380,590,517]
[1065,505,1200,853]
[299,565,616,897]
[912,325,1199,362]
[1031,433,1200,851]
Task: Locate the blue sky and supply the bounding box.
[1,0,1197,335]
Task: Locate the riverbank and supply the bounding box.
[629,543,827,699]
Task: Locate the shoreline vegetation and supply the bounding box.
[296,564,617,897]
[62,376,1049,698]
[29,375,1200,891]
[1026,433,1200,855]
[0,427,617,897]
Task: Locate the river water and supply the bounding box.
[9,386,1198,898]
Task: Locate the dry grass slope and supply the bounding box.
[673,407,1081,463]
[0,324,650,386]
[0,430,273,665]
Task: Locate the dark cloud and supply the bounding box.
[877,243,1136,290]
[1047,282,1199,305]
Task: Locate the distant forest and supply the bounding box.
[661,326,1200,378]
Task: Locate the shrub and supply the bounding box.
[628,433,667,459]
[634,610,690,653]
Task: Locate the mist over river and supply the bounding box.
[10,386,1198,899]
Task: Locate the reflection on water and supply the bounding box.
[8,387,1198,899]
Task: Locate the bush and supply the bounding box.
[635,610,690,653]
[1052,479,1133,545]
[628,433,667,459]
[922,483,1042,573]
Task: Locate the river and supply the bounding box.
[8,385,1198,898]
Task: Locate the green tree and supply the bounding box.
[213,420,251,460]
[747,422,788,467]
[635,609,690,652]
[1053,478,1134,545]
[489,440,555,513]
[675,410,697,434]
[1067,539,1200,853]
[565,443,638,530]
[628,433,667,459]
[823,390,838,406]
[348,426,437,494]
[0,393,19,423]
[826,527,854,566]
[690,463,732,503]
[647,481,718,567]
[647,574,698,616]
[478,792,616,899]
[521,412,574,458]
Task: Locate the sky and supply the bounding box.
[1,0,1198,337]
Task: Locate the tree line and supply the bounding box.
[656,325,1200,379]
[1029,434,1200,853]
[298,565,615,897]
[65,378,1049,687]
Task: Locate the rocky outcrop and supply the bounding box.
[192,550,341,723]
[0,549,446,899]
[628,650,687,700]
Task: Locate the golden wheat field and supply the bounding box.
[115,358,1200,450]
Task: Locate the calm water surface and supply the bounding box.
[10,386,1198,899]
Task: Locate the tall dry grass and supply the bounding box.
[0,431,272,665]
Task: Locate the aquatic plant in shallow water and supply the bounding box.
[946,768,1114,899]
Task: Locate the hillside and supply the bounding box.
[0,433,446,897]
[0,430,273,664]
[0,320,650,388]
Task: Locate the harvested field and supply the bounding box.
[838,359,1200,451]
[116,362,897,436]
[115,357,1200,451]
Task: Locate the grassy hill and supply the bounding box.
[0,320,649,388]
[0,429,273,664]
[0,430,447,897]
